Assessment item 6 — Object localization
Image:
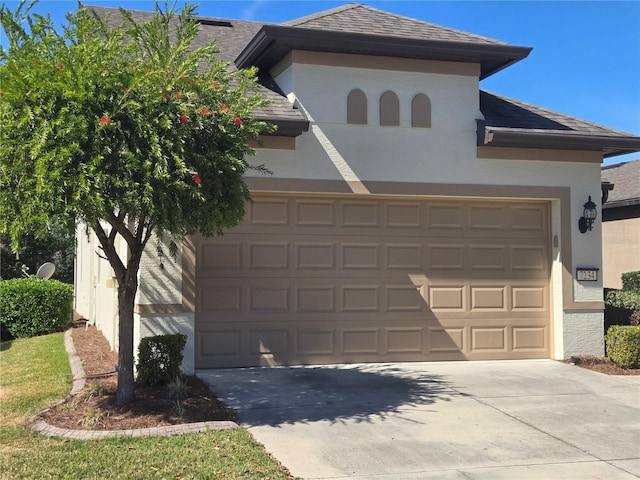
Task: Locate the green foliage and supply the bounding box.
[0,0,273,404]
[0,222,75,283]
[605,271,640,328]
[0,278,73,338]
[137,333,187,386]
[606,289,640,311]
[605,325,640,369]
[0,1,273,249]
[621,271,640,294]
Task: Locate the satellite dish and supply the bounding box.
[36,262,56,280]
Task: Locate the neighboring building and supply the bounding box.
[75,4,640,373]
[601,160,640,289]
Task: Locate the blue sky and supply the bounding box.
[2,1,639,165]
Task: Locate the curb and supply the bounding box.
[29,328,239,440]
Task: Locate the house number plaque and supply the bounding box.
[576,268,599,281]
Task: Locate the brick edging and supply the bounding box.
[29,328,239,440]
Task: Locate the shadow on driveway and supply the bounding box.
[198,363,463,427]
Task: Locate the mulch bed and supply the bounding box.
[565,355,640,376]
[35,320,236,431]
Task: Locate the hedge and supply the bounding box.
[136,333,187,386]
[0,278,73,339]
[606,325,640,369]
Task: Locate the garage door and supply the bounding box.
[195,194,550,368]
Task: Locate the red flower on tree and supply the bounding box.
[213,83,221,89]
[193,173,201,185]
[174,91,181,98]
[100,115,110,124]
[180,114,188,124]
[200,107,210,116]
[219,104,228,111]
[234,117,243,126]
[163,94,170,101]
[55,63,64,70]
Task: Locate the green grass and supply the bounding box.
[0,334,291,480]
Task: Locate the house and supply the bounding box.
[75,3,640,373]
[601,160,640,289]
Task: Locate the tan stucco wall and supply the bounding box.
[602,217,640,289]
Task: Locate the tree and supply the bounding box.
[1,223,75,283]
[0,1,273,405]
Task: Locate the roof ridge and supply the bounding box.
[284,3,506,45]
[282,3,362,27]
[602,159,640,170]
[359,3,506,45]
[481,90,638,137]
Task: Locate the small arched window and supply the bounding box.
[380,91,400,127]
[347,89,367,125]
[411,93,431,128]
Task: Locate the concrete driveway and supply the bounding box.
[197,360,640,479]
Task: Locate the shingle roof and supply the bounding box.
[601,160,640,207]
[282,3,506,46]
[480,91,640,157]
[88,4,640,154]
[88,6,308,134]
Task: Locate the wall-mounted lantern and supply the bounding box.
[578,196,597,233]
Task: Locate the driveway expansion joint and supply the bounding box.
[28,329,238,440]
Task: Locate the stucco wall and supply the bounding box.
[74,222,123,352]
[602,217,640,289]
[562,311,605,357]
[136,235,183,306]
[135,313,195,375]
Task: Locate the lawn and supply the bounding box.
[0,333,292,480]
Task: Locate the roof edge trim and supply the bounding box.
[236,24,532,79]
[480,126,640,158]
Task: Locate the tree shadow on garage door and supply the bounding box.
[198,363,464,427]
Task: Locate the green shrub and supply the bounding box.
[606,325,640,369]
[605,272,640,331]
[0,278,73,339]
[136,333,187,386]
[621,271,640,294]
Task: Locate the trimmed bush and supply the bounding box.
[605,271,640,331]
[0,278,73,339]
[622,271,640,293]
[136,333,187,386]
[606,325,640,369]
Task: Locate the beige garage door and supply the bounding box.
[195,194,551,368]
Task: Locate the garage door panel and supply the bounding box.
[195,195,551,368]
[512,326,547,351]
[342,329,381,355]
[428,327,465,353]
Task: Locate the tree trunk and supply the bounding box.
[115,270,138,406]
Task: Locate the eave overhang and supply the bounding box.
[236,25,532,80]
[259,117,310,137]
[478,122,640,158]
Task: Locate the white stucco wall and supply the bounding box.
[136,234,183,306]
[562,311,605,357]
[134,313,195,375]
[74,222,123,352]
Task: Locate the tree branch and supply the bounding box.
[105,211,137,250]
[93,221,126,281]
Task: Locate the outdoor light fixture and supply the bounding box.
[578,196,597,233]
